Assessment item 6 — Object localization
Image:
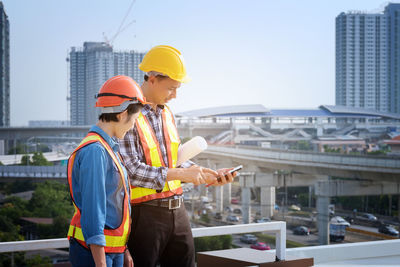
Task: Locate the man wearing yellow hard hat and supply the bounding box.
[119,45,238,267]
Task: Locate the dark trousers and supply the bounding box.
[128,202,195,267]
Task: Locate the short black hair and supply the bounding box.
[99,103,143,122]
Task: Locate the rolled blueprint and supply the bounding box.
[176,136,208,166]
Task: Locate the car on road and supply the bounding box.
[344,216,354,224]
[255,217,271,223]
[328,204,335,216]
[289,205,301,211]
[227,215,240,222]
[378,224,399,236]
[361,213,377,221]
[214,212,222,220]
[240,234,257,244]
[250,242,271,250]
[224,206,233,213]
[293,226,310,235]
[330,216,351,227]
[231,198,239,204]
[233,208,242,214]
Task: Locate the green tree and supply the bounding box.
[28,181,73,238]
[323,145,341,153]
[200,213,210,223]
[31,152,53,166]
[0,197,29,242]
[0,252,26,267]
[194,235,232,253]
[25,254,52,267]
[29,181,72,219]
[0,182,72,266]
[3,180,36,194]
[20,154,32,165]
[19,152,53,166]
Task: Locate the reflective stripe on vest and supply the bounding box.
[131,106,182,204]
[67,132,130,253]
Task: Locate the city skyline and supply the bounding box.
[3,0,398,126]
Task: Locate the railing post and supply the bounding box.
[275,221,286,261]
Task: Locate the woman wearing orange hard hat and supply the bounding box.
[67,75,146,267]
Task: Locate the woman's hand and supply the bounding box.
[124,249,134,267]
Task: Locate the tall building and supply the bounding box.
[386,3,400,113]
[69,42,145,125]
[0,2,9,126]
[336,3,400,114]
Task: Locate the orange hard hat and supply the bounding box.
[95,75,148,113]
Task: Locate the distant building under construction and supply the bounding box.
[69,42,145,125]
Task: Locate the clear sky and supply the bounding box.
[2,0,396,126]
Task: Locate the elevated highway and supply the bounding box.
[195,145,400,245]
[199,145,400,181]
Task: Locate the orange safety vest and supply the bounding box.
[67,132,130,253]
[131,106,183,204]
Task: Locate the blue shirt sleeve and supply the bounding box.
[77,144,108,247]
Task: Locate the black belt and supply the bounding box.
[139,196,183,210]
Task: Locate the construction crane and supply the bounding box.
[103,0,137,47]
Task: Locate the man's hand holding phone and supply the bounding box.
[206,165,242,187]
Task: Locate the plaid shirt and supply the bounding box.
[119,104,194,191]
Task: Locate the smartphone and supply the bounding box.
[217,165,243,182]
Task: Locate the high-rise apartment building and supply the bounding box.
[0,1,9,126]
[336,3,400,114]
[69,42,145,125]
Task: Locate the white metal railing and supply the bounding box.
[0,222,287,261]
[286,239,400,264]
[0,238,69,253]
[192,222,286,260]
[3,223,400,264]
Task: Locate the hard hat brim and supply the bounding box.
[99,99,150,113]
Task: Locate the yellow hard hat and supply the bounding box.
[139,45,191,83]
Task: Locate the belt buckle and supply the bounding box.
[168,198,181,210]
